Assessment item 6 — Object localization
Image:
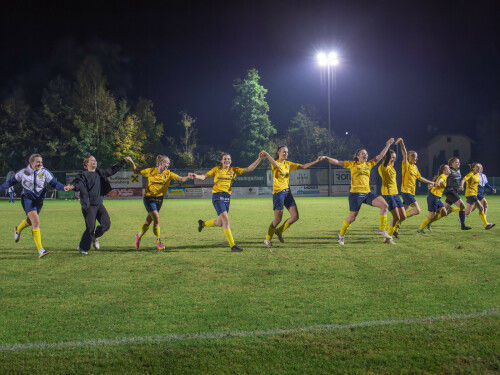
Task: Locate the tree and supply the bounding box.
[135,98,164,165]
[231,69,276,164]
[113,114,146,164]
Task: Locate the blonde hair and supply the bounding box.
[408,151,417,159]
[156,155,169,167]
[83,155,94,168]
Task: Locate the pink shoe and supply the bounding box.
[135,234,141,249]
[156,242,165,250]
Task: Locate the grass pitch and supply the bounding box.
[0,196,499,374]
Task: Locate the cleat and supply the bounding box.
[337,231,345,246]
[416,229,426,235]
[377,229,392,240]
[198,219,204,232]
[461,226,472,230]
[38,249,50,258]
[426,223,432,232]
[93,237,100,250]
[264,239,273,248]
[485,223,495,230]
[383,238,396,244]
[276,229,284,243]
[397,223,401,229]
[14,227,20,243]
[393,231,400,239]
[79,250,88,255]
[231,245,243,252]
[134,234,141,249]
[156,242,165,250]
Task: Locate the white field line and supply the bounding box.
[1,309,498,352]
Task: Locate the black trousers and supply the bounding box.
[79,204,111,251]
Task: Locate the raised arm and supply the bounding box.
[374,138,395,162]
[396,138,407,164]
[101,158,128,177]
[320,156,344,167]
[242,154,264,174]
[260,150,279,169]
[125,157,139,173]
[298,156,322,170]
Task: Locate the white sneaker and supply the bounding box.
[264,239,273,248]
[383,238,396,245]
[14,227,20,243]
[337,231,345,246]
[38,248,50,258]
[377,229,392,240]
[93,238,100,250]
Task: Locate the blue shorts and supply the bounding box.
[427,193,444,212]
[477,194,485,201]
[143,196,164,213]
[273,189,296,211]
[348,192,378,212]
[382,194,404,212]
[21,195,43,214]
[212,192,231,216]
[401,192,417,206]
[466,195,480,205]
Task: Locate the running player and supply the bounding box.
[261,146,322,248]
[322,138,395,246]
[443,157,471,230]
[0,154,72,257]
[461,163,495,230]
[467,165,496,220]
[195,152,263,252]
[129,155,195,250]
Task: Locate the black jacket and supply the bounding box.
[72,159,127,209]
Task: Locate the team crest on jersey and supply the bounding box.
[38,173,44,179]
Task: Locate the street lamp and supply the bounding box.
[317,51,339,197]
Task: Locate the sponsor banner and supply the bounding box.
[289,169,311,186]
[167,187,186,198]
[231,187,259,197]
[334,169,351,185]
[258,186,273,196]
[232,169,267,187]
[292,185,329,196]
[184,188,203,198]
[107,188,143,198]
[331,184,376,196]
[109,171,143,188]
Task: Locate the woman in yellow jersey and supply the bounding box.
[378,141,406,244]
[194,152,263,252]
[461,163,495,230]
[395,139,436,237]
[417,164,450,234]
[322,138,395,246]
[129,155,194,250]
[261,146,322,248]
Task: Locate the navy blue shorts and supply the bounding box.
[477,194,485,201]
[466,195,480,205]
[212,192,231,216]
[143,196,164,213]
[401,192,417,206]
[427,193,444,212]
[348,192,378,212]
[382,194,404,212]
[273,189,296,211]
[21,195,43,214]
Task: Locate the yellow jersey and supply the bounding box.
[272,160,300,194]
[137,168,179,197]
[378,162,398,195]
[343,159,377,193]
[401,161,422,195]
[207,166,244,194]
[463,172,479,197]
[430,174,447,197]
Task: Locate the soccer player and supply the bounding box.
[195,152,263,252]
[417,164,451,234]
[443,157,471,230]
[322,138,395,246]
[377,141,406,244]
[395,139,436,237]
[260,147,322,248]
[0,154,72,258]
[461,163,495,230]
[69,156,132,255]
[467,165,496,219]
[129,155,194,250]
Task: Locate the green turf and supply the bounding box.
[0,196,499,374]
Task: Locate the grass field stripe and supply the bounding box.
[1,309,498,352]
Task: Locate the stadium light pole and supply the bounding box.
[317,51,339,197]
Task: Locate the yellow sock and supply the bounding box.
[266,225,275,240]
[379,215,388,231]
[153,227,161,242]
[393,224,400,233]
[32,228,42,250]
[224,228,235,247]
[479,212,488,227]
[387,225,395,236]
[419,217,431,230]
[430,213,442,223]
[139,224,150,237]
[204,220,215,227]
[17,219,30,233]
[452,208,460,213]
[406,211,412,218]
[278,221,291,233]
[340,220,350,236]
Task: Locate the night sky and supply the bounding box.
[2,0,500,154]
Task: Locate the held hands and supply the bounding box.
[259,150,269,159]
[64,184,74,191]
[387,138,395,146]
[187,173,196,179]
[124,156,133,163]
[395,138,403,144]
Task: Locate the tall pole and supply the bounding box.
[327,64,332,197]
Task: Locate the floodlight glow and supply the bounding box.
[328,52,339,66]
[317,52,327,66]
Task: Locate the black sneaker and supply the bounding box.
[485,223,495,230]
[231,245,243,252]
[393,231,400,239]
[198,220,204,232]
[461,226,472,230]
